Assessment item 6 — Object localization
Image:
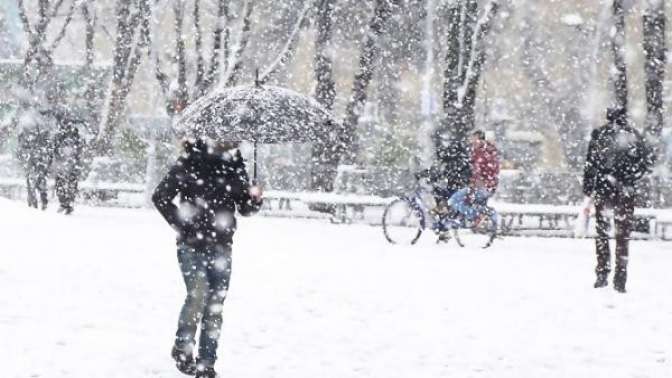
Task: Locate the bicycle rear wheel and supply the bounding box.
[382,198,424,245]
[453,210,498,249]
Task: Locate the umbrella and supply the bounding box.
[175,81,340,181]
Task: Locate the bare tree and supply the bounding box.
[16,0,80,93]
[434,0,499,165]
[643,0,666,156]
[222,0,256,87]
[154,0,256,118]
[611,0,628,111]
[97,0,152,154]
[341,0,398,164]
[80,1,98,128]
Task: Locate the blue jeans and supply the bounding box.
[175,243,232,368]
[446,188,494,227]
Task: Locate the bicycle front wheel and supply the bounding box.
[382,198,424,245]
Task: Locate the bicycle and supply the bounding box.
[381,177,499,249]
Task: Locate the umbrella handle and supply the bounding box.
[252,140,258,185]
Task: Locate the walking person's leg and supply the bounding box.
[173,244,209,374]
[594,199,611,287]
[62,171,78,213]
[67,171,79,212]
[613,192,634,293]
[26,174,37,208]
[474,188,497,230]
[55,173,67,211]
[36,171,48,210]
[447,188,478,225]
[197,245,232,374]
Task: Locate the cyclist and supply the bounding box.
[416,137,471,212]
[445,130,500,230]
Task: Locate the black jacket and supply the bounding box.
[152,146,262,248]
[583,123,654,200]
[16,126,53,174]
[52,122,83,176]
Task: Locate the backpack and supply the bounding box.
[601,126,654,185]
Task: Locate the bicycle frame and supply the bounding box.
[400,185,438,231]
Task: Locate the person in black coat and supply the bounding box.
[16,118,53,210]
[52,116,83,215]
[153,138,263,378]
[582,107,654,293]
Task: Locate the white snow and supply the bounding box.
[1,198,672,378]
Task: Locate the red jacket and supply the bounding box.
[470,141,500,193]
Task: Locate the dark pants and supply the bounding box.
[594,191,634,283]
[55,171,79,210]
[26,170,48,209]
[175,243,232,368]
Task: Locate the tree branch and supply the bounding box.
[16,0,34,36]
[457,0,499,106]
[51,0,67,17]
[173,0,189,110]
[49,0,80,52]
[199,0,230,97]
[193,0,205,92]
[258,0,312,84]
[223,0,255,87]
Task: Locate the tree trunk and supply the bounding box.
[311,0,338,192]
[81,2,98,130]
[643,0,666,156]
[98,0,151,154]
[435,0,498,165]
[341,0,396,164]
[611,0,628,111]
[198,0,230,98]
[224,0,255,87]
[174,0,189,112]
[193,0,206,95]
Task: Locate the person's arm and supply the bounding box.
[233,158,263,216]
[238,185,263,216]
[152,163,187,232]
[583,131,598,197]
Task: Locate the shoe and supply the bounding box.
[594,274,608,288]
[613,271,627,293]
[171,346,196,375]
[195,366,218,378]
[57,206,73,214]
[436,231,451,244]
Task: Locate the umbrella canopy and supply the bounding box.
[175,84,340,144]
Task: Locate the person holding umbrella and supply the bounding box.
[153,137,263,378]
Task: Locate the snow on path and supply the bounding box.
[1,199,671,378]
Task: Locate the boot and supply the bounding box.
[593,273,608,288]
[195,366,218,378]
[613,270,627,293]
[171,346,196,375]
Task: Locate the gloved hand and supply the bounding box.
[581,196,593,216]
[249,185,263,202]
[465,187,476,205]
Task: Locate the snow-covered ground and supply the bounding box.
[1,198,671,378]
